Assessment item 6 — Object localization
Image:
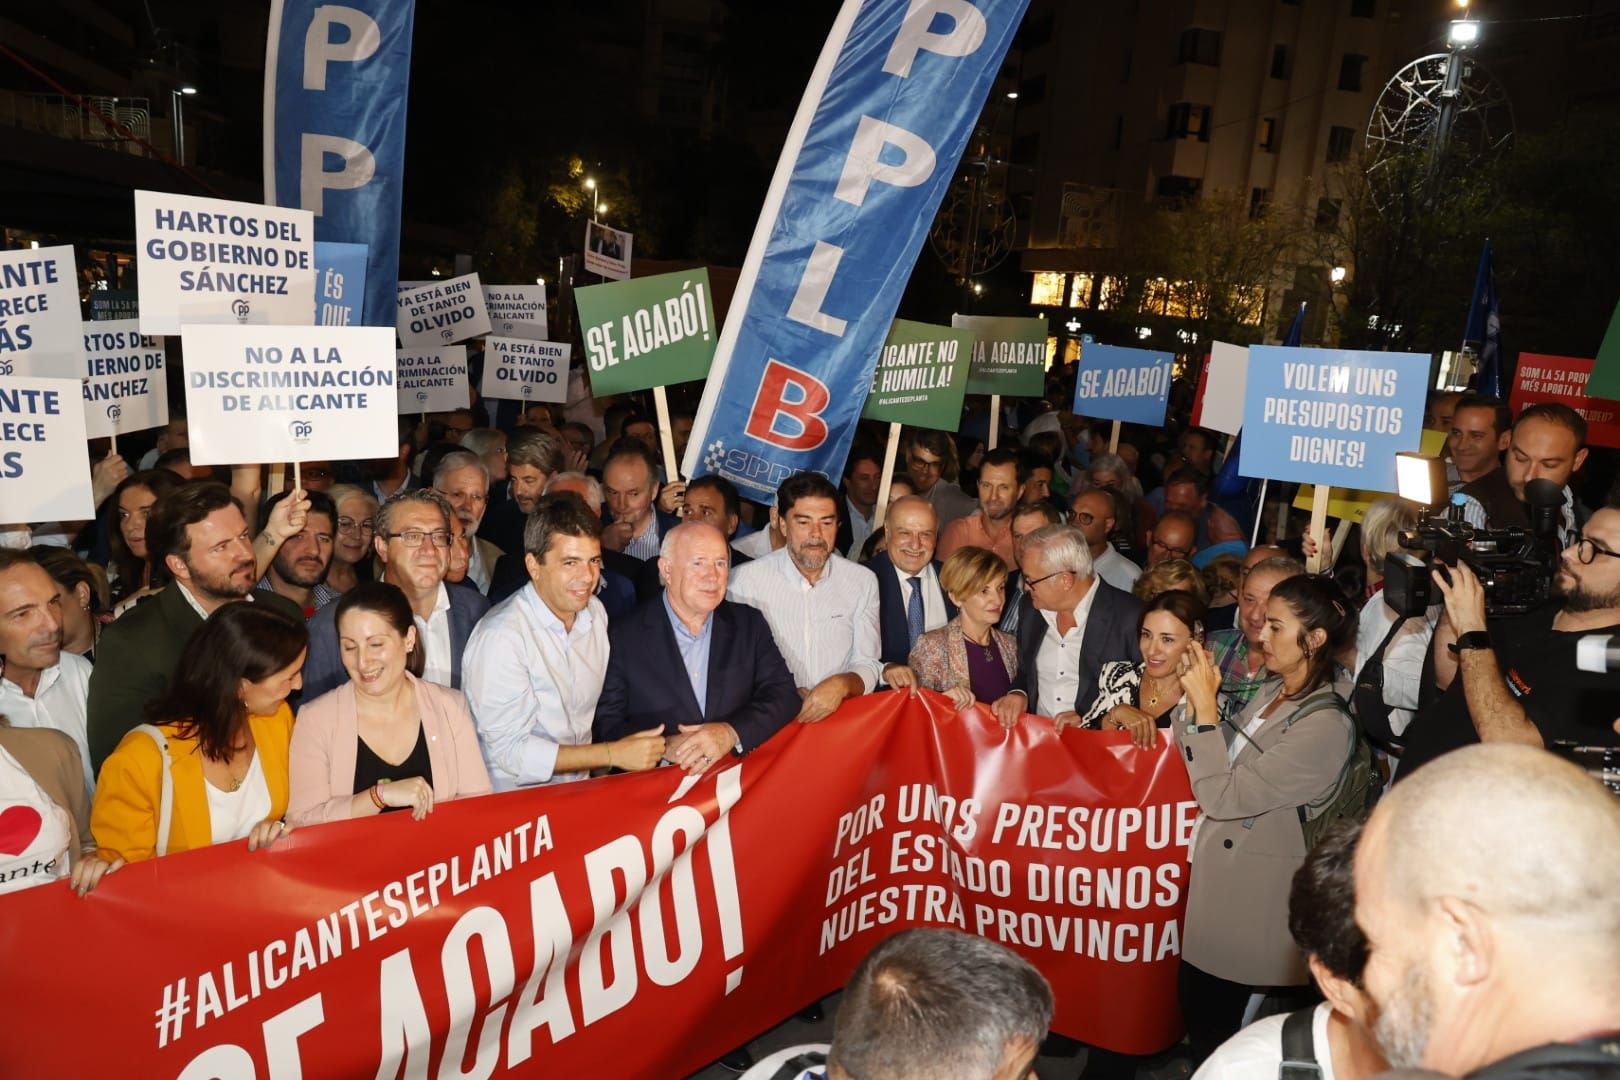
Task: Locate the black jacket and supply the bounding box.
[1009,578,1143,719]
[865,551,958,666]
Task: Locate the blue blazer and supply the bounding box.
[866,552,959,667]
[594,599,800,752]
[302,582,489,700]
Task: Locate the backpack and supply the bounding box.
[1277,1007,1322,1080]
[1281,690,1379,852]
[1350,613,1416,752]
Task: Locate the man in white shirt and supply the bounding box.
[992,524,1142,728]
[0,551,94,793]
[465,492,665,789]
[1072,488,1142,594]
[728,473,884,722]
[433,449,503,594]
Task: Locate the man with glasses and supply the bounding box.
[433,449,501,595]
[903,429,977,529]
[992,524,1142,729]
[1072,488,1141,593]
[1146,512,1198,568]
[1400,505,1620,775]
[301,490,489,699]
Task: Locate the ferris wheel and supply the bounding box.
[1364,48,1514,208]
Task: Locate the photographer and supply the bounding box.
[1400,506,1620,775]
[1456,403,1586,546]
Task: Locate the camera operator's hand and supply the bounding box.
[1433,560,1488,636]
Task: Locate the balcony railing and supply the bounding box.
[0,91,154,153]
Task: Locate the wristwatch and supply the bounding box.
[1448,630,1492,655]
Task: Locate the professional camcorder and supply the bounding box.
[1381,454,1564,620]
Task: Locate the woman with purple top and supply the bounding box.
[907,546,1018,714]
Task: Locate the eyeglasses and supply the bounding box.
[1022,570,1069,591]
[907,454,943,472]
[385,529,452,549]
[1574,537,1620,565]
[337,517,374,536]
[1150,538,1193,559]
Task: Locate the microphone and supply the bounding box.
[1575,634,1620,674]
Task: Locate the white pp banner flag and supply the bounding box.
[482,336,569,403]
[583,221,632,281]
[179,324,398,465]
[482,284,548,339]
[0,246,85,378]
[82,320,168,439]
[0,377,93,524]
[396,346,470,414]
[395,273,492,346]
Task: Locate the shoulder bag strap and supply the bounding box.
[1277,1006,1323,1080]
[133,724,174,858]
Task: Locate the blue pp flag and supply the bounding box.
[683,0,1030,498]
[1463,239,1502,399]
[265,0,414,330]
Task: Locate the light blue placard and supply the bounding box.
[1240,345,1430,490]
[314,242,368,326]
[1071,343,1173,426]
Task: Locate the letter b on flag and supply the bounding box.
[745,359,829,451]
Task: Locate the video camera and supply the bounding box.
[1381,454,1564,620]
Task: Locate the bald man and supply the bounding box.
[1147,511,1197,568]
[1072,488,1141,593]
[867,496,957,678]
[1354,744,1620,1077]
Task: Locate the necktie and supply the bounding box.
[906,576,926,646]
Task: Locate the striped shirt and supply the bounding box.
[727,548,884,693]
[624,515,662,562]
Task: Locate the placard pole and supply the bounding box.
[293,461,302,494]
[651,384,681,483]
[1330,513,1352,565]
[988,395,1001,450]
[108,431,117,457]
[1108,420,1121,455]
[873,422,902,532]
[1306,484,1331,574]
[269,464,286,496]
[1250,479,1268,548]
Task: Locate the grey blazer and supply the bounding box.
[1175,682,1357,987]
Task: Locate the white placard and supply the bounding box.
[0,246,86,378]
[396,346,470,414]
[583,220,632,280]
[179,324,398,465]
[134,190,316,336]
[82,320,168,439]
[482,336,570,403]
[1199,341,1250,436]
[482,284,548,339]
[395,273,492,346]
[0,377,93,524]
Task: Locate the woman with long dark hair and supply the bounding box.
[90,603,307,862]
[104,469,183,602]
[1174,574,1360,1062]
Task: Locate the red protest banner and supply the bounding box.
[0,691,1195,1077]
[1510,353,1620,448]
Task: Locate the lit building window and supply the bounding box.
[1030,271,1066,306]
[1141,277,1171,315]
[1098,275,1126,311]
[1230,285,1266,326]
[1067,273,1095,308]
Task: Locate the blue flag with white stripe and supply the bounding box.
[683,0,1030,499]
[264,0,414,330]
[1463,238,1502,399]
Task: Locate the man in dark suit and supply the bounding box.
[87,482,305,770]
[304,489,488,699]
[596,523,799,763]
[633,474,752,602]
[991,523,1142,729]
[865,496,957,678]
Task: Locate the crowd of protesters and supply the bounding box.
[1,363,1617,1079]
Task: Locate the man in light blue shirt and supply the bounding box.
[464,493,664,789]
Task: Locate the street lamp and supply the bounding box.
[170,85,197,164]
[1447,19,1480,47]
[597,203,609,218]
[584,177,599,218]
[1330,266,1347,284]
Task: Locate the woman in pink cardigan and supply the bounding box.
[288,583,490,824]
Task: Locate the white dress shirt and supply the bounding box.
[0,652,94,795]
[728,548,884,693]
[1033,581,1101,719]
[1353,595,1440,738]
[463,586,609,790]
[732,529,775,560]
[1092,545,1142,593]
[890,561,948,634]
[416,583,454,688]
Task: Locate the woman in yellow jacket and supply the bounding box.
[92,603,308,863]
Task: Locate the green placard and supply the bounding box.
[861,320,973,429]
[1587,296,1620,400]
[575,268,717,395]
[953,314,1048,396]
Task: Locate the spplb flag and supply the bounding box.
[265,0,415,329]
[683,0,1030,500]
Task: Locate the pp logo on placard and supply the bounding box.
[106,404,122,422]
[415,391,428,403]
[440,329,453,341]
[519,383,533,398]
[232,298,251,323]
[289,419,314,443]
[0,358,12,376]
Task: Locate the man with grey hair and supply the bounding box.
[826,928,1053,1080]
[1354,743,1620,1078]
[993,523,1141,729]
[433,449,501,594]
[485,428,566,556]
[302,489,489,698]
